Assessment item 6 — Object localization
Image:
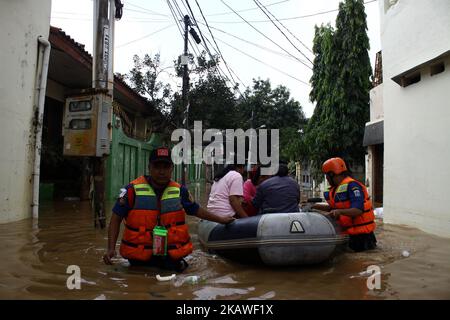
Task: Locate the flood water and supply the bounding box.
[0,183,449,300]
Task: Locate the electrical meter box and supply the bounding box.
[63,93,112,157]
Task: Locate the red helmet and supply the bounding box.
[322,157,347,175]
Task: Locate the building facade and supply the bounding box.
[0,1,52,223]
[379,0,450,237]
[364,51,384,208]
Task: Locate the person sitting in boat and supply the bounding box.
[252,160,300,214]
[103,147,234,272]
[242,164,272,216]
[207,161,248,219]
[312,157,377,252]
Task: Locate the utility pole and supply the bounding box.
[181,15,190,186]
[247,109,254,179]
[92,0,118,228]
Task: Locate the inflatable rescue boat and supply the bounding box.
[198,211,348,266]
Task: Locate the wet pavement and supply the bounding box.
[0,183,449,300]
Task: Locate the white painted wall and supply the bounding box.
[380,0,450,237]
[380,0,450,80]
[369,84,384,122]
[0,0,51,223]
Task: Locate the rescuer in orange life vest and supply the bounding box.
[312,157,377,252]
[103,146,234,272]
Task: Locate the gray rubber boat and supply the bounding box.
[198,211,348,266]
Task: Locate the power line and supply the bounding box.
[206,0,290,17]
[115,24,174,48]
[51,15,170,23]
[172,0,186,21]
[197,22,309,65]
[183,0,239,89]
[190,0,242,86]
[215,36,310,87]
[202,33,248,89]
[253,0,313,55]
[167,0,186,38]
[172,1,249,97]
[125,1,169,17]
[209,0,378,23]
[167,0,200,68]
[219,0,312,70]
[253,0,313,64]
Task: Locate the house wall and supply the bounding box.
[369,84,384,122]
[366,84,384,205]
[0,0,51,223]
[365,151,373,199]
[380,0,450,237]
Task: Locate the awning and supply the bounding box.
[363,120,384,147]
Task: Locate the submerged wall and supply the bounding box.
[0,1,51,223]
[381,0,450,237]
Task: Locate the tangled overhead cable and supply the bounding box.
[114,0,124,20]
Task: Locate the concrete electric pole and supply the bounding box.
[91,0,120,228]
[181,15,190,186]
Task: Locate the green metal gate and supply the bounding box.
[106,125,161,200]
[106,126,206,200]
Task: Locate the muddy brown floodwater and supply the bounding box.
[0,183,449,300]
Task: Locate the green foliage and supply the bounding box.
[305,0,372,182]
[126,53,172,113]
[169,51,238,129]
[180,73,239,129]
[236,79,307,161]
[126,54,307,161]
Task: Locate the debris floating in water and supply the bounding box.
[402,250,410,258]
[183,275,199,284]
[156,274,176,282]
[81,278,96,285]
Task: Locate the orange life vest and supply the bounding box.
[119,176,193,261]
[325,176,376,235]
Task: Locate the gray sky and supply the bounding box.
[50,0,381,118]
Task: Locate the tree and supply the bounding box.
[169,51,239,129]
[305,0,372,181]
[334,0,372,162]
[126,53,173,114]
[236,79,307,161]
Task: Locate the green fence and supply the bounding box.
[106,125,161,200]
[106,126,206,199]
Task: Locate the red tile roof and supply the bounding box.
[49,26,157,114]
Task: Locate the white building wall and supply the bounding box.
[0,0,51,223]
[369,84,384,122]
[380,0,450,237]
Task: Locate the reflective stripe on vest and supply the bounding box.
[161,186,183,214]
[133,183,157,210]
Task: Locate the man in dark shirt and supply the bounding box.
[252,162,300,214]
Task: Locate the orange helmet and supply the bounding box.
[322,157,347,175]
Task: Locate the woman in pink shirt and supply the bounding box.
[242,165,271,216]
[242,166,259,216]
[207,164,248,219]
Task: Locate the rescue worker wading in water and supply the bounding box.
[312,157,377,252]
[103,147,234,272]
